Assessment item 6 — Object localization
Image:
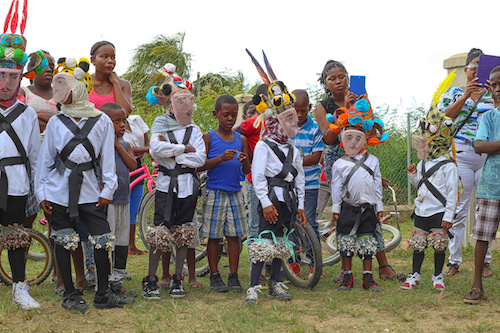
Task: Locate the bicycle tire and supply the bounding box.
[137,188,210,277]
[316,182,340,266]
[0,228,54,286]
[325,224,402,257]
[282,220,323,289]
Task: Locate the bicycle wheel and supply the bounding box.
[325,224,402,255]
[316,182,340,266]
[0,228,54,285]
[282,220,322,289]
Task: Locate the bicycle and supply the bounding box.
[0,228,55,285]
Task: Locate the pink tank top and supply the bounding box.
[89,89,115,109]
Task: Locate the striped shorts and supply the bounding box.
[473,198,500,242]
[202,189,248,239]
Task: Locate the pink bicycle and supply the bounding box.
[129,163,156,193]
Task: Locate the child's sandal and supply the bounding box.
[379,265,406,281]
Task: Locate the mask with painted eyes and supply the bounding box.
[276,107,299,138]
[341,128,367,156]
[171,91,194,125]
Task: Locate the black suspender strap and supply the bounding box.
[416,159,453,207]
[341,154,374,199]
[0,104,30,211]
[52,115,101,223]
[262,139,298,215]
[161,126,199,224]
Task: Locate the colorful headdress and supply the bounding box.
[146,63,192,106]
[54,57,93,94]
[413,70,457,161]
[326,99,388,147]
[0,0,28,70]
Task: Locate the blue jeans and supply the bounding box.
[305,188,321,267]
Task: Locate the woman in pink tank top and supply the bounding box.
[89,41,133,114]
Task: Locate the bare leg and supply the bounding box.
[227,236,240,274]
[128,224,146,255]
[208,238,221,274]
[160,252,171,287]
[471,240,489,291]
[342,257,352,271]
[72,244,89,289]
[187,248,203,288]
[362,259,373,272]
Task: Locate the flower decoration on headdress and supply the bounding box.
[53,57,93,94]
[0,0,28,70]
[23,50,48,80]
[326,98,388,147]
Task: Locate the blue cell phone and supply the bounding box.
[477,54,500,86]
[350,75,366,97]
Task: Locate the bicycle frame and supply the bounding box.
[129,164,156,193]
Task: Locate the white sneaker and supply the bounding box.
[13,281,41,310]
[401,272,421,290]
[244,285,263,306]
[432,273,445,290]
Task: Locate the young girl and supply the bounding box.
[89,41,132,115]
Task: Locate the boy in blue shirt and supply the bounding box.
[199,95,250,292]
[290,89,324,276]
[464,66,500,304]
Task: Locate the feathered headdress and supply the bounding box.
[0,0,28,70]
[326,98,388,147]
[246,49,296,129]
[54,57,93,94]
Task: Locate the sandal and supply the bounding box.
[188,281,204,289]
[76,281,96,293]
[379,265,406,281]
[54,285,65,296]
[158,279,170,290]
[443,263,459,276]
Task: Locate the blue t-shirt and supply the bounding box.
[206,130,243,192]
[290,115,324,190]
[476,107,500,200]
[113,138,130,204]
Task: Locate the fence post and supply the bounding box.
[407,112,411,205]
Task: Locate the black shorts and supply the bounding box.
[412,212,445,232]
[0,195,27,226]
[258,200,293,238]
[337,202,377,236]
[153,190,197,228]
[50,202,111,236]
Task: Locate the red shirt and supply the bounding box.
[234,114,264,183]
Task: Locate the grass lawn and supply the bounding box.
[1,218,500,333]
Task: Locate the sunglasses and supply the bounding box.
[466,64,478,70]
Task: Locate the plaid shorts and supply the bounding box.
[25,180,40,218]
[473,198,500,242]
[202,189,248,239]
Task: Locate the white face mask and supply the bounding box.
[171,92,194,126]
[341,129,367,156]
[276,107,299,138]
[412,134,429,160]
[52,73,75,104]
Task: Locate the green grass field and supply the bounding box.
[1,218,500,333]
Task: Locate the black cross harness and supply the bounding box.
[158,126,200,224]
[263,139,298,215]
[0,104,30,211]
[417,159,454,207]
[340,154,374,200]
[51,114,101,223]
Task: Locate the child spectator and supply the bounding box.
[329,99,388,292]
[289,89,324,277]
[403,93,459,291]
[142,68,206,299]
[463,66,500,304]
[198,95,250,292]
[100,102,138,296]
[0,29,41,310]
[36,70,132,313]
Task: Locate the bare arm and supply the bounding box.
[116,138,137,171]
[444,79,482,118]
[197,132,238,171]
[315,102,338,145]
[475,139,500,155]
[303,151,322,166]
[240,135,251,174]
[109,73,133,115]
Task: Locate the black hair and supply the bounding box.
[490,65,500,76]
[100,102,124,114]
[243,100,253,114]
[255,83,269,97]
[215,95,238,112]
[318,60,348,108]
[466,48,483,65]
[90,41,115,56]
[291,89,309,104]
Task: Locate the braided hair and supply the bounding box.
[318,60,348,109]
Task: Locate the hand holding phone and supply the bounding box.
[349,75,366,97]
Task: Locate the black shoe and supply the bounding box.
[210,272,229,292]
[142,275,161,300]
[93,288,134,309]
[363,273,381,292]
[170,274,186,298]
[338,272,353,291]
[227,273,243,292]
[267,280,292,301]
[110,280,138,298]
[62,290,89,314]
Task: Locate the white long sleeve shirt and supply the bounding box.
[150,124,206,198]
[35,113,117,206]
[251,139,305,210]
[331,153,384,214]
[408,155,459,222]
[0,101,40,196]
